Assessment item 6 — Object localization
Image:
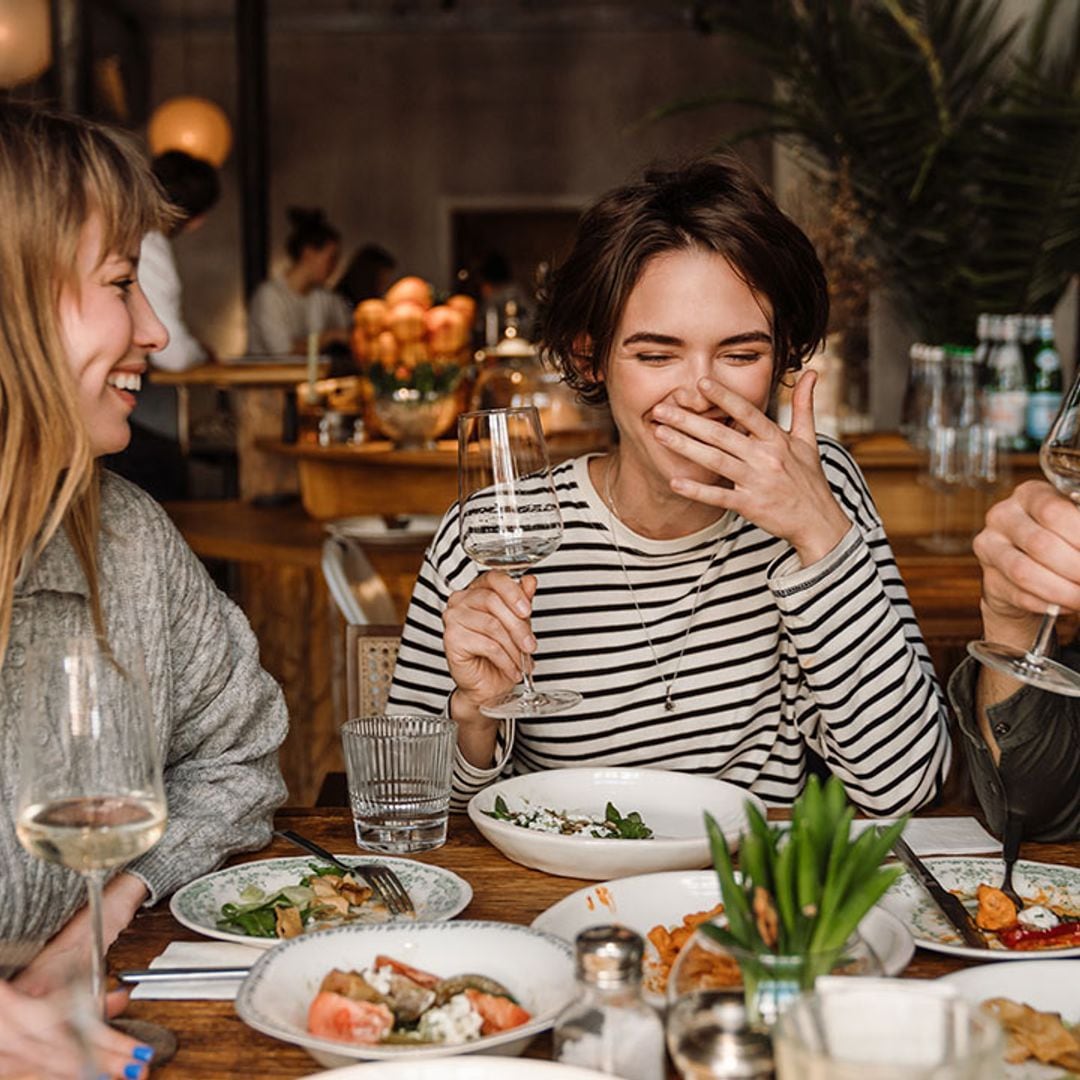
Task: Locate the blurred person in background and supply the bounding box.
[336,242,397,308]
[950,479,1080,840]
[106,150,220,501]
[247,206,351,356]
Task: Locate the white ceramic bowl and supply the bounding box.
[301,1058,616,1079]
[235,921,575,1069]
[467,768,764,879]
[532,869,914,1007]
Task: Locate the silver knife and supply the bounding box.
[892,837,989,950]
[116,967,250,983]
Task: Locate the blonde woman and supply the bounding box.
[0,103,288,1078]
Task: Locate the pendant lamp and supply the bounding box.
[0,0,51,88]
[147,95,232,166]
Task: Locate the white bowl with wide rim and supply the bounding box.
[467,768,764,879]
[235,920,575,1069]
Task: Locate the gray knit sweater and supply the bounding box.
[1,474,288,973]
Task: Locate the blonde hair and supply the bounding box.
[0,104,174,657]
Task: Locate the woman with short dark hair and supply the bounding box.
[390,154,951,816]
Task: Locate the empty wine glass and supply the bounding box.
[968,365,1080,695]
[457,406,581,718]
[16,636,167,1022]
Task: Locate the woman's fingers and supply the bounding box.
[787,370,819,443]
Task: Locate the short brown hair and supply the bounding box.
[537,154,829,406]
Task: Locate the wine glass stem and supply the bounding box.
[83,868,108,1021]
[1027,607,1060,663]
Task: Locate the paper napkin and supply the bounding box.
[128,940,263,1001]
[853,816,999,856]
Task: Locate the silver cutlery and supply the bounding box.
[274,829,415,916]
[117,967,249,983]
[999,812,1026,911]
[892,837,989,950]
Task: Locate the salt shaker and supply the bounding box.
[666,994,774,1079]
[553,925,665,1080]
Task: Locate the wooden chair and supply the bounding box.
[317,623,402,807]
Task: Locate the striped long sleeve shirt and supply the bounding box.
[388,439,951,816]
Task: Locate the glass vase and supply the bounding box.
[666,919,882,1029]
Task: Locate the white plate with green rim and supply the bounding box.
[880,857,1080,960]
[939,960,1080,1079]
[170,855,472,948]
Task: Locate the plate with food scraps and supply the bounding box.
[531,869,914,1007]
[939,960,1080,1078]
[170,856,472,948]
[467,768,764,880]
[879,857,1080,960]
[235,920,575,1068]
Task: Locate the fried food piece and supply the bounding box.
[645,903,727,991]
[975,884,1018,931]
[982,997,1080,1066]
[274,904,304,938]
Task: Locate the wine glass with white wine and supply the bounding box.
[16,636,169,1050]
[458,406,582,717]
[968,364,1080,695]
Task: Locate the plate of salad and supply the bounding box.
[467,768,763,879]
[170,856,472,948]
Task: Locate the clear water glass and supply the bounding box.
[773,979,1003,1079]
[342,714,457,853]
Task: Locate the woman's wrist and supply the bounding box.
[449,689,500,770]
[791,508,850,567]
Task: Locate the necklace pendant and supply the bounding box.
[664,693,675,713]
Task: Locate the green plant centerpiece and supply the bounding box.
[698,775,906,1024]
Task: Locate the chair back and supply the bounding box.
[321,535,397,625]
[346,623,402,719]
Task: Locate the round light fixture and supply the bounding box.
[147,96,232,167]
[0,0,51,88]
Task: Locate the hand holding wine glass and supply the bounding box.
[968,365,1080,695]
[15,636,168,1057]
[457,406,581,718]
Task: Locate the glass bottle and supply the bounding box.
[984,314,1029,452]
[1026,314,1063,444]
[553,926,665,1080]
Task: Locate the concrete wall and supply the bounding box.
[148,22,767,357]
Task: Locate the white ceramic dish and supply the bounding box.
[940,960,1080,1079]
[235,921,575,1069]
[467,768,764,880]
[325,515,441,545]
[880,857,1080,960]
[301,1058,615,1079]
[170,855,472,948]
[531,869,914,1006]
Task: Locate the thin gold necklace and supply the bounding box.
[603,461,719,713]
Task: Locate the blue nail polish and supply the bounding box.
[133,1044,155,1063]
[123,1064,143,1080]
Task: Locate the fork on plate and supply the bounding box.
[274,829,415,916]
[999,812,1025,912]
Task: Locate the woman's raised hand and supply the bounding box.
[654,370,851,564]
[974,479,1080,643]
[443,572,537,733]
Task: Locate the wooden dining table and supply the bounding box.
[106,805,1079,1078]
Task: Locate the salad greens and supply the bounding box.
[217,864,379,938]
[484,796,653,839]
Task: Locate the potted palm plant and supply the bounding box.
[656,0,1080,348]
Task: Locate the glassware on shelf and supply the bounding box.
[968,363,1080,695]
[457,406,582,718]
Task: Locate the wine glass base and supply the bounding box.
[967,640,1080,697]
[479,686,582,719]
[112,1018,179,1066]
